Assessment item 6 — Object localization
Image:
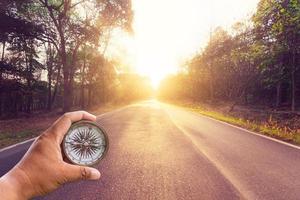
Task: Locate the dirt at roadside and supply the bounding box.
[177,100,300,132]
[219,104,300,131]
[0,103,124,149]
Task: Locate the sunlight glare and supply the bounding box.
[107,0,260,88]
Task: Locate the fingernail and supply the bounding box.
[90,168,101,180]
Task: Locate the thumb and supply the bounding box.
[64,164,101,181]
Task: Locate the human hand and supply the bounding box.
[0,111,101,200]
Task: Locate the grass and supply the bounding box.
[1,101,299,149]
[179,104,300,145]
[0,102,125,149]
[0,129,42,148]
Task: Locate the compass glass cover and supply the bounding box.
[63,122,108,166]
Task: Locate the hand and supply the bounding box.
[0,111,101,200]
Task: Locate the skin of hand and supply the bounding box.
[0,111,101,200]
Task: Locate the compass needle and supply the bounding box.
[62,121,108,166]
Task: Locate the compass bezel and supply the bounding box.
[62,120,109,167]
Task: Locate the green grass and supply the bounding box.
[0,129,41,148]
[183,105,300,145]
[0,102,125,149]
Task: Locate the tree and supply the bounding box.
[25,0,132,111]
[253,0,300,111]
[0,0,133,118]
[0,2,46,115]
[161,0,300,112]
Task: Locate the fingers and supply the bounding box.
[49,111,96,143]
[63,111,96,123]
[63,163,101,182]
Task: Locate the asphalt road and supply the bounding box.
[1,101,300,200]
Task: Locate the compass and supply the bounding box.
[62,120,108,166]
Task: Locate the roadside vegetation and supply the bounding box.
[170,101,300,145]
[0,0,152,119]
[158,0,300,145]
[0,102,124,148]
[1,0,300,148]
[0,0,152,147]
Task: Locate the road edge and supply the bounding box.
[0,105,131,153]
[0,137,36,153]
[192,110,300,150]
[163,103,300,150]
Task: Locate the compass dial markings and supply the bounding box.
[62,122,108,166]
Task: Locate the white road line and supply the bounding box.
[96,105,131,120]
[162,103,300,150]
[0,105,131,153]
[3,102,297,153]
[0,137,36,153]
[189,109,300,150]
[166,110,253,200]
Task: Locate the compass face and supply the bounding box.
[62,121,108,166]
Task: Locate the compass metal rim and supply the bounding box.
[62,120,109,167]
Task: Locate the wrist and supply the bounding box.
[0,166,35,200]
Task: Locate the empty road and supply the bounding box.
[1,101,300,199]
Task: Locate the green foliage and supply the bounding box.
[0,0,134,117]
[161,0,300,110]
[178,103,300,145]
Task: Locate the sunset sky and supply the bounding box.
[107,0,260,88]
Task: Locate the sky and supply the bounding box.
[107,0,260,88]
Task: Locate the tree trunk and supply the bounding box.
[291,49,296,112]
[88,85,92,107]
[209,72,214,101]
[0,41,5,117]
[62,40,79,112]
[244,90,248,105]
[276,81,281,109]
[51,63,62,107]
[61,37,71,112]
[1,41,5,61]
[81,47,86,109]
[47,74,52,110]
[81,78,85,109]
[63,76,71,112]
[13,92,18,117]
[47,44,53,111]
[25,51,32,114]
[51,77,59,107]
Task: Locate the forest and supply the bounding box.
[159,0,300,112]
[1,0,300,121]
[0,0,152,119]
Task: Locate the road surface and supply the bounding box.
[1,101,300,199]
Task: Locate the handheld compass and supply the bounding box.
[62,121,108,166]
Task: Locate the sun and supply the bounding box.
[135,53,178,89]
[106,0,260,89]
